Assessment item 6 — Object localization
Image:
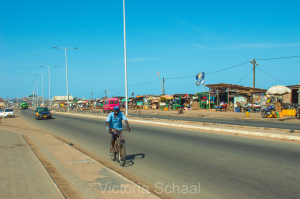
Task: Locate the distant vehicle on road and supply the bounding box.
[1,108,15,118]
[35,107,52,120]
[103,98,120,113]
[20,102,28,110]
[0,109,4,117]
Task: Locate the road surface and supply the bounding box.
[18,109,300,199]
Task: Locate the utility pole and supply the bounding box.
[163,78,165,94]
[250,58,259,88]
[105,90,109,98]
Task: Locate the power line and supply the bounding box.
[95,91,106,99]
[256,66,289,85]
[165,75,194,80]
[129,79,161,86]
[257,55,300,61]
[206,61,249,75]
[235,69,253,85]
[164,61,250,80]
[112,88,125,96]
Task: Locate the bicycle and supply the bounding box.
[110,129,128,166]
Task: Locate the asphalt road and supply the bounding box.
[19,109,300,199]
[53,108,300,130]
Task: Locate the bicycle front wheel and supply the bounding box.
[118,143,126,166]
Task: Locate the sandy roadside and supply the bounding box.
[54,107,300,123]
[0,113,170,199]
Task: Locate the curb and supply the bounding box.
[53,111,300,141]
[54,136,160,199]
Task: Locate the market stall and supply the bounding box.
[159,95,174,111]
[172,94,193,110]
[205,83,267,112]
[147,97,159,109]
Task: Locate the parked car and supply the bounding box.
[0,109,5,117]
[3,108,15,118]
[103,98,120,113]
[35,107,52,120]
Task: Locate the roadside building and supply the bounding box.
[283,84,300,104]
[0,98,5,107]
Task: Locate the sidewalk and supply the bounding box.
[0,117,160,199]
[0,130,64,199]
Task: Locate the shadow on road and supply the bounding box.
[124,153,145,167]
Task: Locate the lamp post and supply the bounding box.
[41,66,58,110]
[53,47,78,112]
[36,73,48,106]
[123,0,128,115]
[33,81,41,107]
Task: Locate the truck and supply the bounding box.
[20,102,28,110]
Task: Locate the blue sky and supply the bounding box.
[1,0,299,100]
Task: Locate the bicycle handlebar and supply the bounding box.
[112,128,129,131]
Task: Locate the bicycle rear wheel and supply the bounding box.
[118,143,126,166]
[110,142,116,161]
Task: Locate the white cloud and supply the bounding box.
[193,43,300,49]
[176,19,204,34]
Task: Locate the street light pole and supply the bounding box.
[33,81,41,107]
[123,0,128,115]
[53,47,78,112]
[41,66,58,110]
[36,73,48,106]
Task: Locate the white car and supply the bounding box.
[0,109,5,117]
[3,108,15,118]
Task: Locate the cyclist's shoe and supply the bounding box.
[110,148,116,153]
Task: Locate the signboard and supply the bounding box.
[160,103,166,106]
[54,96,74,101]
[195,72,205,86]
[209,88,216,97]
[137,101,143,106]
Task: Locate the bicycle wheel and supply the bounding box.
[118,143,126,166]
[110,142,116,161]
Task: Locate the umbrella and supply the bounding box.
[266,85,291,95]
[160,95,174,100]
[147,97,159,100]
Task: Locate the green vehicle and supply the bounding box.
[20,102,28,110]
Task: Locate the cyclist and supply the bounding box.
[106,106,131,153]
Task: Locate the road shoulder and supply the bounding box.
[0,116,161,199]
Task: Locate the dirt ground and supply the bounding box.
[57,106,300,123]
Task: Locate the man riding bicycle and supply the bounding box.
[106,106,131,153]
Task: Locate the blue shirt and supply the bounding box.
[105,112,128,130]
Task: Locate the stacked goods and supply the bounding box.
[275,102,282,112]
[282,109,296,116]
